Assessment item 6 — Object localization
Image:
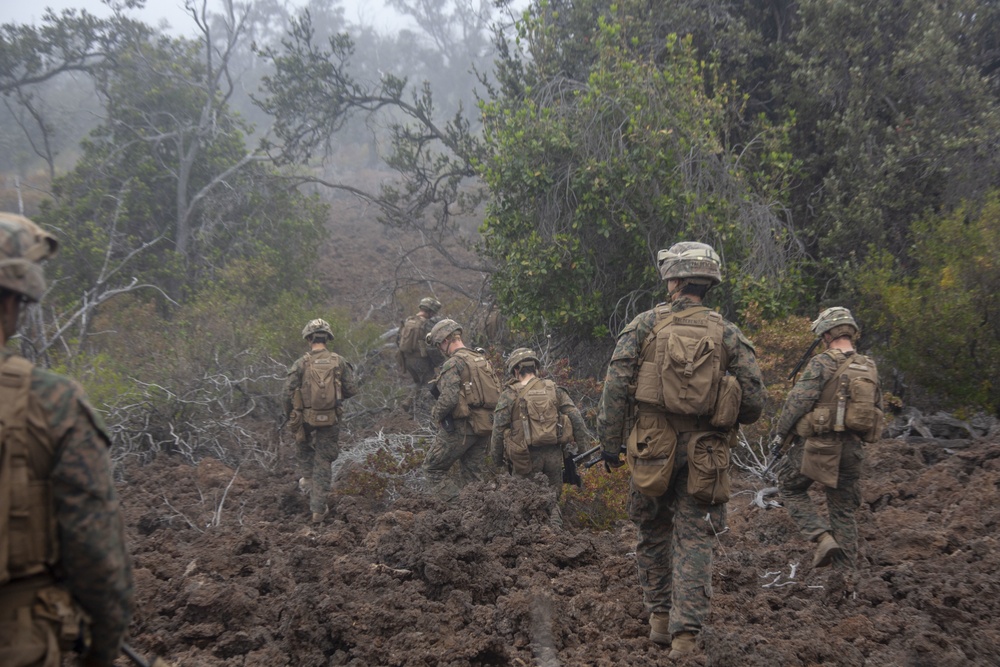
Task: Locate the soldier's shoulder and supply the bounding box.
[30,365,109,440]
[722,319,757,354]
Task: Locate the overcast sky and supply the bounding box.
[0,0,415,36]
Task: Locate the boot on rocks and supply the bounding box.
[649,612,670,645]
[668,631,698,659]
[813,531,844,568]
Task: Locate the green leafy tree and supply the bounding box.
[479,3,799,339]
[854,192,1000,414]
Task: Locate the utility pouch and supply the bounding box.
[800,436,843,488]
[709,375,742,430]
[863,407,884,444]
[504,431,533,475]
[633,360,662,405]
[33,587,88,651]
[808,406,832,436]
[468,407,494,436]
[845,375,878,432]
[452,392,471,420]
[626,411,677,497]
[686,431,732,504]
[303,407,338,427]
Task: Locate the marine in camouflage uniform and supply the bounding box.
[0,213,132,667]
[283,319,358,522]
[490,349,596,496]
[773,307,883,570]
[596,242,765,657]
[423,320,491,498]
[396,297,443,412]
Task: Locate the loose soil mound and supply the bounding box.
[118,434,1000,666]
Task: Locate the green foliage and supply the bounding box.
[854,192,1000,414]
[479,3,799,339]
[561,465,629,531]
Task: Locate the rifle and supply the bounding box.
[123,642,173,667]
[762,433,794,479]
[788,337,822,381]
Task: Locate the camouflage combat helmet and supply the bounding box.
[657,242,722,286]
[811,307,858,339]
[418,297,442,313]
[426,318,462,347]
[302,318,334,340]
[506,347,540,376]
[0,212,58,302]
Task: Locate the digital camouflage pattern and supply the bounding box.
[775,438,864,569]
[775,348,883,570]
[597,297,767,455]
[596,296,765,638]
[398,311,443,410]
[283,350,357,514]
[0,350,133,665]
[424,349,487,497]
[774,349,879,439]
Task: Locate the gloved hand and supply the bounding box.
[768,433,785,456]
[601,449,624,473]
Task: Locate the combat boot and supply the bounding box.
[668,631,698,659]
[649,612,671,645]
[813,531,844,568]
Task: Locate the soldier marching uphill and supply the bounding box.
[596,241,767,659]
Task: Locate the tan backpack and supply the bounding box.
[796,350,882,442]
[300,351,342,427]
[0,355,57,585]
[513,378,574,447]
[398,315,427,356]
[633,305,729,418]
[453,349,501,435]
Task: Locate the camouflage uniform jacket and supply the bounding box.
[429,348,479,424]
[0,350,133,664]
[775,348,883,438]
[490,377,596,464]
[282,349,358,417]
[597,297,766,456]
[397,312,444,364]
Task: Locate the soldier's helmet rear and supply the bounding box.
[418,297,442,313]
[302,318,334,340]
[506,347,540,376]
[657,242,722,286]
[0,213,58,303]
[811,307,858,339]
[426,318,462,347]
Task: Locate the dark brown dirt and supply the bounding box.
[116,432,1000,667]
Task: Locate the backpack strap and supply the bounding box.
[0,355,37,585]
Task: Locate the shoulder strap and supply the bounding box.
[0,355,35,585]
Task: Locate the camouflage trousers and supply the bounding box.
[515,444,566,526]
[297,424,341,514]
[401,355,436,412]
[422,420,487,499]
[628,441,726,636]
[777,437,864,569]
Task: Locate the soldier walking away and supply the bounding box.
[396,297,443,414]
[490,348,597,527]
[596,242,766,658]
[0,213,133,667]
[284,319,357,524]
[422,319,500,499]
[771,307,883,572]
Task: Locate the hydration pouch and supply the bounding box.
[709,375,742,430]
